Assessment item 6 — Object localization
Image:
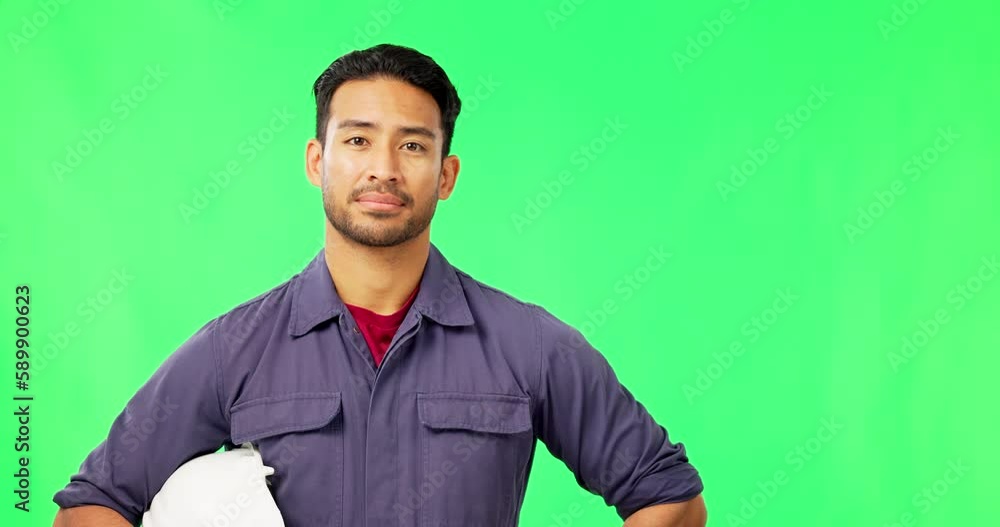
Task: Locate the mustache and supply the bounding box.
[351,186,410,205]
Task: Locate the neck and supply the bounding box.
[323,224,429,316]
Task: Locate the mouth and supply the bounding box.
[356,192,405,211]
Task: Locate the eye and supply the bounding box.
[402,142,425,152]
[346,137,368,146]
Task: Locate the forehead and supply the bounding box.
[328,78,441,131]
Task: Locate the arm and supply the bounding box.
[53,505,132,527]
[51,318,231,524]
[623,494,707,527]
[532,305,706,522]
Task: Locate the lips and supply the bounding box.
[356,192,404,206]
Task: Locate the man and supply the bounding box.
[53,43,707,526]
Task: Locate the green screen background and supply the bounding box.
[2,0,996,525]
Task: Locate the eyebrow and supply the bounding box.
[336,119,437,140]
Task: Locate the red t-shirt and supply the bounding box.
[344,284,419,368]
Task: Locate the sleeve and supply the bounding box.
[52,318,231,525]
[532,305,704,521]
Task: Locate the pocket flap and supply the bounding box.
[231,392,342,444]
[417,392,531,434]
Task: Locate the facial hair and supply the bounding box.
[322,168,439,248]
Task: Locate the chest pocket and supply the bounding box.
[416,392,533,526]
[230,392,344,527]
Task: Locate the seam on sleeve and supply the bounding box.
[212,317,229,426]
[534,304,543,420]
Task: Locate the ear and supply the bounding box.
[305,138,323,188]
[438,154,460,200]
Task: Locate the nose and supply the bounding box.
[367,141,401,183]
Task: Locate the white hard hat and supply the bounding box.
[142,442,285,527]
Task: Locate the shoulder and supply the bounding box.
[205,273,298,357]
[453,268,540,323]
[452,268,579,347]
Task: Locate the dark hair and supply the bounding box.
[312,43,462,158]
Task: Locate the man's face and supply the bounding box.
[306,77,459,247]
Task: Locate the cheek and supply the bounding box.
[416,183,443,205]
[322,159,360,193]
[326,154,362,175]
